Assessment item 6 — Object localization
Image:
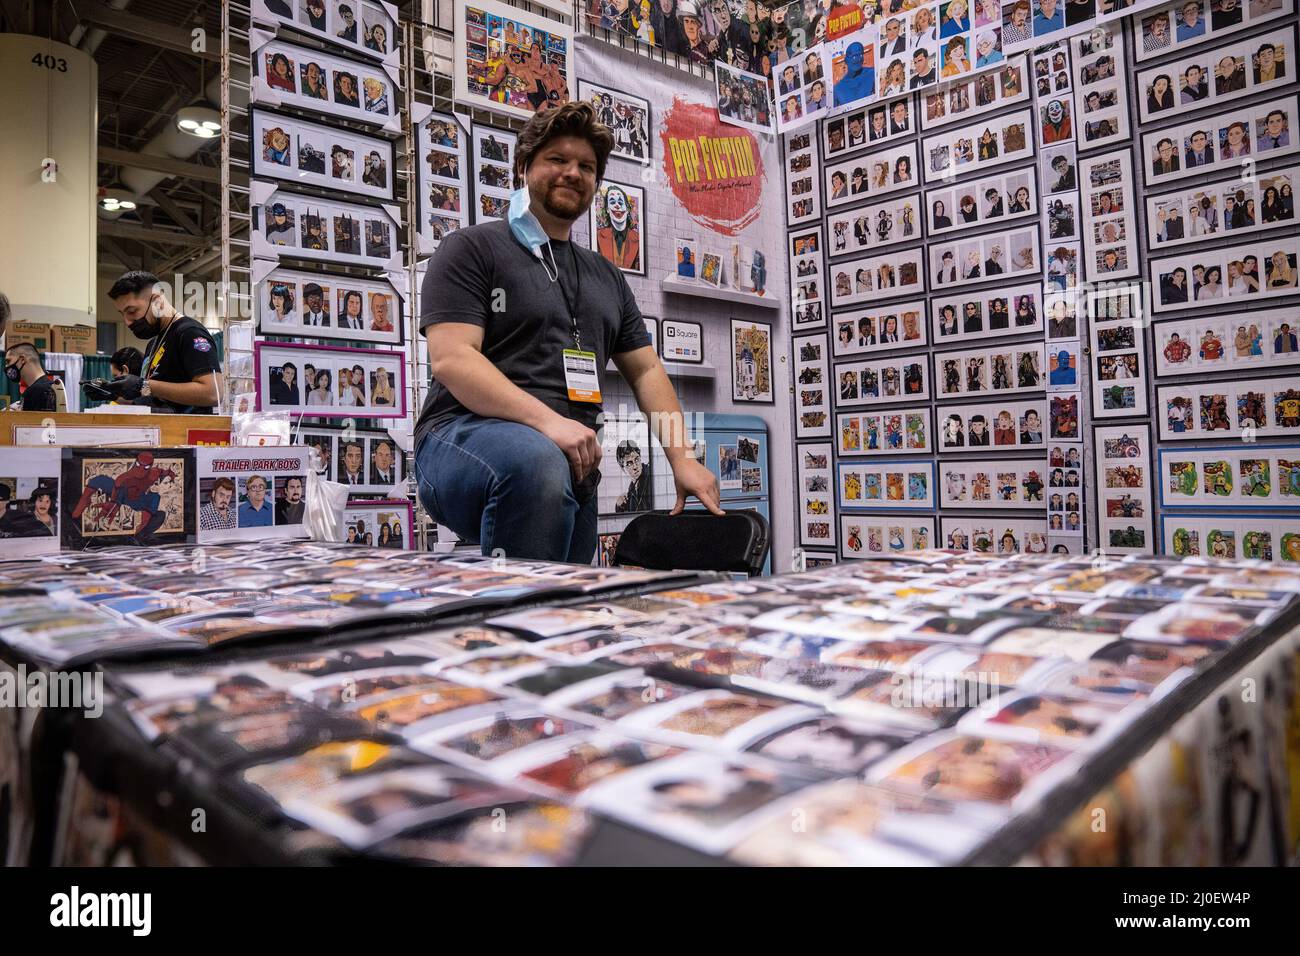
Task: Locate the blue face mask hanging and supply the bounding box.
[507,182,559,282]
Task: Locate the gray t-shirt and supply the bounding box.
[414,220,652,448]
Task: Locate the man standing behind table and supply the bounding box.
[413,102,721,562]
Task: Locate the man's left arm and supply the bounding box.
[613,345,723,515]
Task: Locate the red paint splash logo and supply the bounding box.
[659,97,766,236]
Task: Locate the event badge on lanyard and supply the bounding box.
[557,245,601,404]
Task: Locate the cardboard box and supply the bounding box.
[51,325,97,355]
[6,321,52,351]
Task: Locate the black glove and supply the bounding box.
[103,374,144,400]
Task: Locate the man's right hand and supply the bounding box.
[540,415,602,481]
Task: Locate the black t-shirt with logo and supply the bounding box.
[141,315,222,414]
[413,220,651,450]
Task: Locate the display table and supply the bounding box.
[2,545,1298,866]
[0,411,232,447]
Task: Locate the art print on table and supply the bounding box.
[251,185,399,269]
[454,0,572,121]
[255,342,406,419]
[829,246,926,307]
[60,448,195,550]
[589,179,646,276]
[417,112,469,253]
[925,166,1038,237]
[837,407,932,457]
[731,319,774,403]
[195,448,311,544]
[921,108,1033,184]
[256,266,402,345]
[794,334,832,439]
[938,399,1046,451]
[0,447,60,556]
[580,79,652,161]
[252,38,397,131]
[931,282,1043,345]
[251,108,393,201]
[832,301,928,358]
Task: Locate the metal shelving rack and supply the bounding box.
[219,0,253,413]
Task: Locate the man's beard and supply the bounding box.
[541,181,589,221]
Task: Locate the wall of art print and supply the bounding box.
[1159,445,1300,509]
[833,300,929,357]
[824,95,915,156]
[254,265,403,345]
[251,183,401,270]
[797,442,836,548]
[794,333,832,438]
[925,165,1039,237]
[0,447,60,556]
[581,79,654,162]
[1079,149,1139,279]
[938,399,1048,451]
[931,282,1043,346]
[251,108,394,201]
[827,191,923,254]
[838,459,937,509]
[416,112,469,253]
[840,514,934,560]
[590,180,648,276]
[829,246,926,306]
[785,129,822,226]
[1088,283,1149,419]
[455,0,573,121]
[341,499,413,549]
[1162,513,1300,564]
[928,225,1041,289]
[716,61,778,135]
[195,448,312,544]
[935,343,1045,398]
[1149,235,1300,313]
[1156,376,1300,441]
[575,38,793,563]
[255,341,407,419]
[293,424,402,493]
[1070,21,1130,150]
[825,142,920,208]
[790,225,827,329]
[920,54,1032,129]
[59,448,196,550]
[251,0,399,65]
[251,36,399,132]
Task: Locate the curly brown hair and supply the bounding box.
[513,101,614,188]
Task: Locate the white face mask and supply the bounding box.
[507,180,559,281]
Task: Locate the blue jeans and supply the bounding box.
[416,414,598,563]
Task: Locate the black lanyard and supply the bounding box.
[142,314,184,381]
[553,243,583,351]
